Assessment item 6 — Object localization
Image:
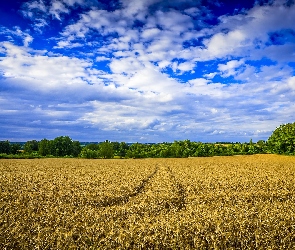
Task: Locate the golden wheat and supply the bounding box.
[1,155,295,249]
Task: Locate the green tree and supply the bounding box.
[111,142,120,155]
[126,143,148,158]
[99,140,114,159]
[257,140,266,147]
[84,143,99,151]
[159,143,172,158]
[10,143,21,154]
[256,140,267,153]
[193,143,212,157]
[38,139,52,156]
[268,122,295,154]
[24,140,39,154]
[0,141,11,154]
[171,141,183,158]
[52,136,74,157]
[72,141,82,157]
[117,142,129,158]
[80,148,99,158]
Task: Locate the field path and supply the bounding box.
[87,163,187,213]
[124,163,187,214]
[91,164,160,207]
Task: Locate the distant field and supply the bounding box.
[1,155,295,249]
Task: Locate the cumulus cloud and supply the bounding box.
[0,27,33,47]
[205,30,248,58]
[49,0,69,20]
[218,59,245,77]
[1,0,295,141]
[21,0,97,31]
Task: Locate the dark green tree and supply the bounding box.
[10,143,22,154]
[38,139,52,156]
[24,140,39,154]
[117,142,129,158]
[256,140,267,153]
[72,141,82,157]
[80,148,99,158]
[268,122,295,154]
[84,143,99,151]
[158,143,172,158]
[111,142,120,154]
[170,141,183,158]
[51,136,74,157]
[126,143,148,158]
[0,141,11,154]
[99,140,114,159]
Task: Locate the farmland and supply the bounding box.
[1,155,295,249]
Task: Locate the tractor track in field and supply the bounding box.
[70,164,187,211]
[89,165,160,207]
[123,164,187,213]
[166,165,187,210]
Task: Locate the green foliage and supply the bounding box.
[38,137,81,157]
[267,122,295,155]
[0,141,11,154]
[24,140,39,154]
[80,141,115,159]
[0,141,22,155]
[126,143,150,158]
[84,143,99,151]
[0,153,41,159]
[72,141,82,157]
[80,148,99,159]
[51,136,72,157]
[49,136,81,157]
[117,142,129,158]
[38,139,52,156]
[1,133,274,159]
[98,140,114,159]
[10,143,22,154]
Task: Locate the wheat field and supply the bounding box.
[1,155,295,249]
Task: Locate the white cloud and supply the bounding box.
[49,0,69,20]
[206,0,295,61]
[96,56,110,62]
[287,76,295,90]
[0,42,95,92]
[186,78,227,98]
[119,0,162,19]
[251,44,295,62]
[109,57,144,75]
[81,100,171,132]
[23,34,33,47]
[154,10,194,34]
[177,61,195,73]
[21,0,49,30]
[205,30,248,58]
[21,0,96,32]
[1,0,295,142]
[23,0,47,15]
[184,7,200,16]
[0,27,34,47]
[141,28,161,40]
[218,59,245,77]
[62,0,88,7]
[203,72,217,79]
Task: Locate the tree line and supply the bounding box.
[0,122,295,159]
[0,137,267,159]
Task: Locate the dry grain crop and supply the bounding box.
[1,155,295,249]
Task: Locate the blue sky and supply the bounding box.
[0,0,295,142]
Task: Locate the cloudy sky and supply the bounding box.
[0,0,295,142]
